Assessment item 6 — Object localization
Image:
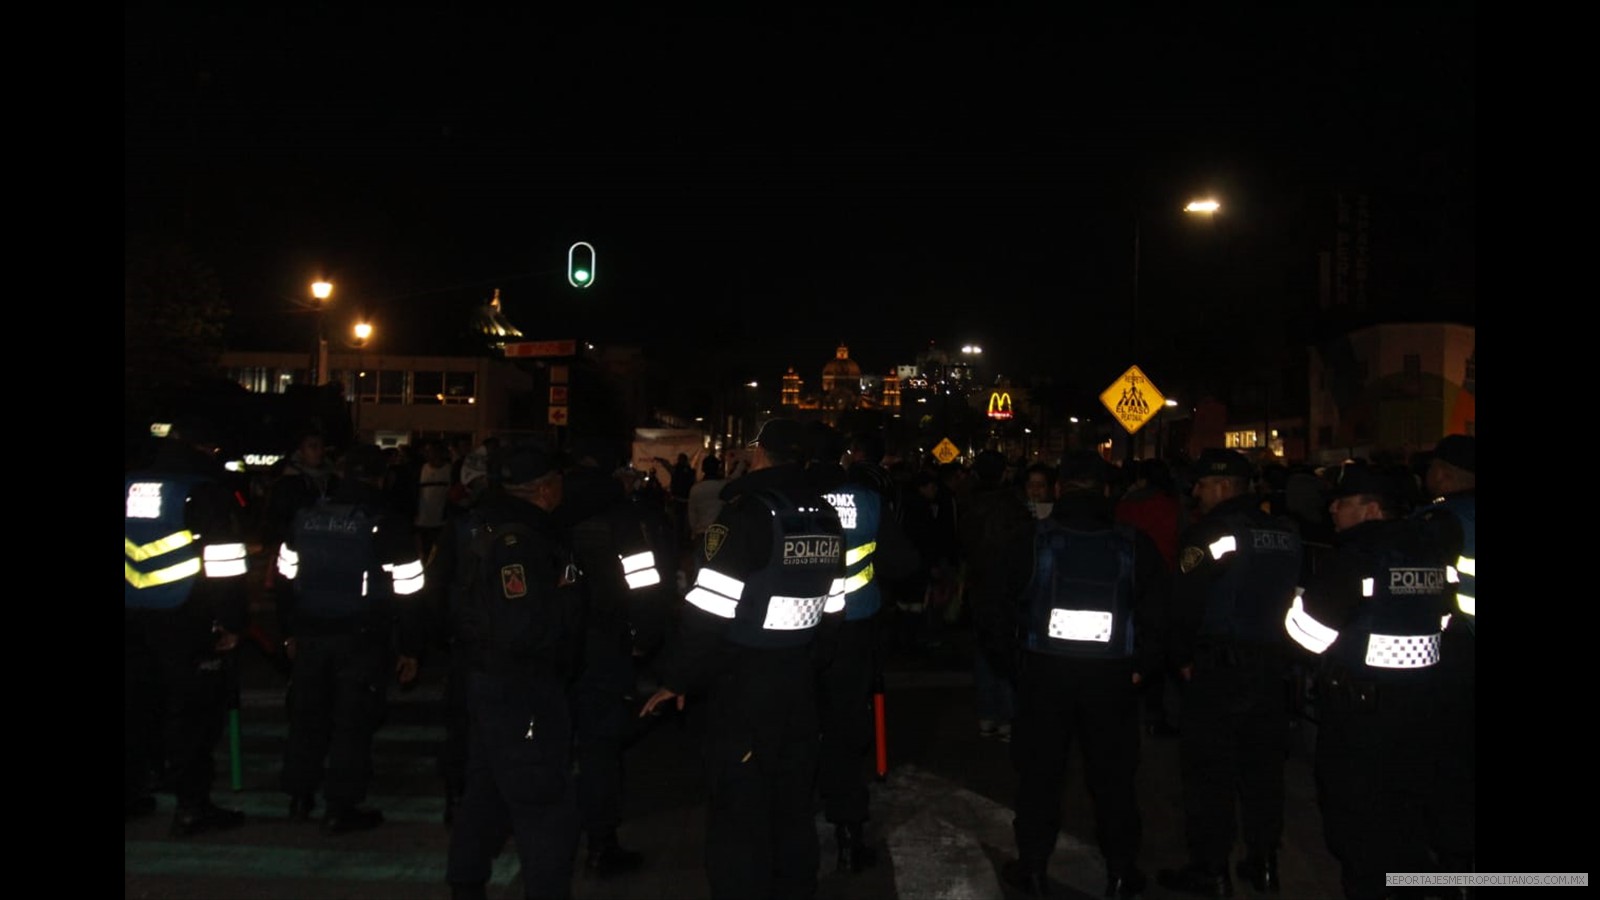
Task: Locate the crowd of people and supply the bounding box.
[125,420,1475,900]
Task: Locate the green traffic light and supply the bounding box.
[573,269,590,283]
[567,240,596,288]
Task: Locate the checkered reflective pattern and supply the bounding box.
[1048,608,1114,643]
[763,595,826,631]
[1364,632,1441,668]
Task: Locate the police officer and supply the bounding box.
[275,443,426,833]
[445,446,587,900]
[996,450,1169,898]
[1158,448,1303,897]
[806,422,919,872]
[640,417,845,900]
[1414,434,1475,880]
[125,417,250,835]
[1283,463,1454,900]
[559,444,673,876]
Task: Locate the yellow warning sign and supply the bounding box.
[1100,365,1165,434]
[931,438,961,465]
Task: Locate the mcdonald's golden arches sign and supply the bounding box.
[986,391,1014,420]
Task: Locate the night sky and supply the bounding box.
[125,7,1475,393]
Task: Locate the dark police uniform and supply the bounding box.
[275,447,426,831]
[125,430,250,834]
[1286,468,1453,900]
[445,449,587,900]
[1162,450,1303,895]
[811,452,919,871]
[655,439,845,900]
[997,453,1168,898]
[560,462,671,874]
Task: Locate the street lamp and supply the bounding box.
[310,280,334,385]
[351,319,373,438]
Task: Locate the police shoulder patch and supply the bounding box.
[501,563,528,598]
[1179,545,1205,574]
[704,525,728,561]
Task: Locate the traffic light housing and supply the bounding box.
[567,241,595,288]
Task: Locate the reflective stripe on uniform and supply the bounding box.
[823,577,847,614]
[1284,592,1338,654]
[1365,631,1441,668]
[202,542,249,578]
[1456,592,1474,616]
[125,530,195,562]
[764,595,827,630]
[620,550,661,590]
[1046,608,1113,642]
[1208,534,1237,560]
[125,557,202,589]
[845,541,876,567]
[384,559,426,595]
[686,567,743,619]
[842,562,874,595]
[276,544,300,580]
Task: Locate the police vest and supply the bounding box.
[126,472,213,610]
[456,515,584,676]
[821,481,884,621]
[287,500,388,618]
[1417,494,1475,632]
[1023,520,1137,659]
[1199,511,1304,644]
[686,489,843,650]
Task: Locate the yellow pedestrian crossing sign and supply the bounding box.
[1100,365,1165,434]
[931,438,961,465]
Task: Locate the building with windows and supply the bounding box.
[778,343,902,418]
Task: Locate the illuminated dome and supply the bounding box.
[821,343,861,393]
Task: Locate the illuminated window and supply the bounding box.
[1225,430,1261,449]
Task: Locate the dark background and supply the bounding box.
[125,7,1475,392]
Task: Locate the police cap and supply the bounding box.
[1058,449,1109,484]
[1193,448,1252,480]
[748,418,806,457]
[1431,434,1475,474]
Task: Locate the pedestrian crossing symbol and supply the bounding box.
[1100,365,1165,434]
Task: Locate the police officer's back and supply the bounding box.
[641,417,846,900]
[124,418,250,835]
[1159,448,1303,897]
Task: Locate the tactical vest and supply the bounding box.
[125,472,210,610]
[1199,510,1304,644]
[1330,521,1453,680]
[290,500,387,618]
[1417,494,1475,633]
[821,481,883,621]
[455,514,584,675]
[1023,520,1138,658]
[725,489,843,649]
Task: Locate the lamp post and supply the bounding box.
[352,320,373,438]
[310,280,334,385]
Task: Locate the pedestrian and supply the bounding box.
[1114,458,1184,738]
[124,417,251,835]
[960,449,1033,742]
[415,439,454,561]
[275,443,427,833]
[808,422,920,873]
[996,450,1169,898]
[1158,448,1304,896]
[1283,462,1455,899]
[1413,434,1475,880]
[445,445,587,900]
[640,417,845,900]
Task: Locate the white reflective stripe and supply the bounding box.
[695,567,746,602]
[845,541,876,566]
[1456,555,1474,578]
[384,559,426,596]
[620,550,657,574]
[686,587,739,619]
[1456,592,1475,616]
[202,543,249,578]
[1365,632,1441,668]
[1207,534,1237,560]
[764,595,826,630]
[1445,565,1459,584]
[624,568,662,590]
[1440,614,1452,631]
[276,544,300,579]
[1284,594,1338,654]
[1047,608,1114,642]
[1361,577,1375,597]
[824,578,847,613]
[361,571,369,597]
[824,593,845,614]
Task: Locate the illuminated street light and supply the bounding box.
[1183,198,1221,214]
[351,319,373,436]
[353,321,373,344]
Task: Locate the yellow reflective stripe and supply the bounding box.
[845,541,876,567]
[843,562,875,594]
[124,530,195,562]
[1456,555,1474,577]
[1456,592,1475,616]
[125,556,202,589]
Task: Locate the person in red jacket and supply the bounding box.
[1114,458,1184,737]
